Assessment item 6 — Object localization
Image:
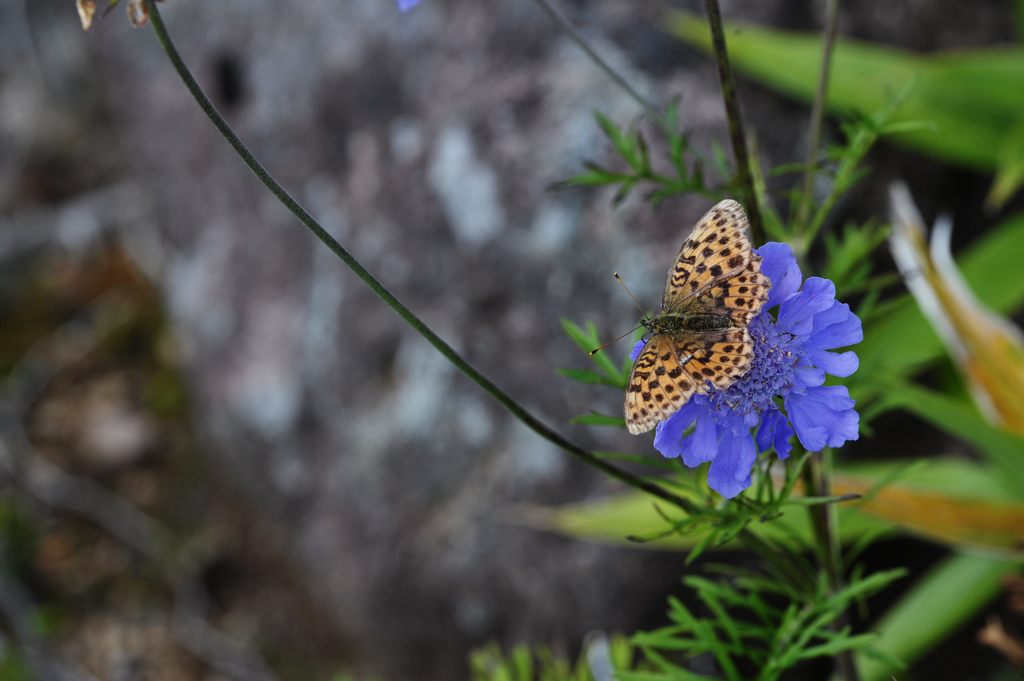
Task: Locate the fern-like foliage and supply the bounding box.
[624,566,906,681]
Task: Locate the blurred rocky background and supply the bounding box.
[0,0,1019,679]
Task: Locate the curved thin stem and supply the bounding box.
[531,0,666,129]
[143,0,697,514]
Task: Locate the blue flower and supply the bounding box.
[630,242,862,498]
[396,0,421,11]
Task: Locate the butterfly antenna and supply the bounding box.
[588,324,643,357]
[614,272,647,317]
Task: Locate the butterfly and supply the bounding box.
[625,199,770,435]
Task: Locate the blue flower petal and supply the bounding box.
[396,0,421,11]
[707,426,757,498]
[758,242,801,308]
[681,398,718,466]
[653,398,701,459]
[810,301,863,348]
[793,364,825,388]
[756,409,793,459]
[778,277,836,337]
[785,385,859,451]
[806,348,859,378]
[803,300,862,377]
[629,339,646,362]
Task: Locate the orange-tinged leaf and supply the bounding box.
[832,471,1024,555]
[889,182,1024,435]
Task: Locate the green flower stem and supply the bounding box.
[794,0,840,236]
[803,451,860,681]
[703,0,765,244]
[143,0,699,515]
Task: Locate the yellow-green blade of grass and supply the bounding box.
[534,457,1024,555]
[883,383,1024,495]
[524,484,889,551]
[853,552,1022,681]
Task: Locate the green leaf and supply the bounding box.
[830,568,907,605]
[988,121,1024,209]
[558,162,632,189]
[556,367,619,388]
[853,552,1022,681]
[570,412,627,427]
[534,486,886,551]
[880,383,1024,495]
[838,458,1020,502]
[832,457,1024,554]
[595,112,640,171]
[820,221,889,297]
[666,12,1024,185]
[537,457,1024,555]
[560,318,630,387]
[797,633,878,660]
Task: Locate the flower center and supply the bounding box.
[708,314,801,416]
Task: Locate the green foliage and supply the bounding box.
[819,221,890,299]
[538,455,1024,558]
[879,383,1024,495]
[796,99,926,246]
[570,412,627,428]
[559,319,632,390]
[855,553,1022,681]
[558,106,724,206]
[667,12,1024,205]
[559,319,635,427]
[554,96,911,670]
[625,566,905,681]
[540,482,889,552]
[468,635,638,681]
[988,120,1024,207]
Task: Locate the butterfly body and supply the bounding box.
[645,311,735,334]
[625,200,770,435]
